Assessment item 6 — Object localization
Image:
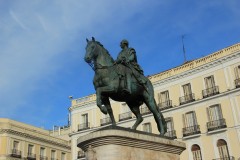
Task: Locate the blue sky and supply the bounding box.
[0,0,239,130]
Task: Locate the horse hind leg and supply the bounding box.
[144,97,166,135]
[127,103,143,130]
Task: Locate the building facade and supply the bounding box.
[0,118,71,160]
[69,43,240,160]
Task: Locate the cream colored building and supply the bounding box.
[0,118,71,160]
[69,43,240,160]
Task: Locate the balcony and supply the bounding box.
[202,86,219,98]
[213,156,235,160]
[183,125,201,137]
[11,149,21,158]
[78,151,85,159]
[179,93,195,105]
[27,153,36,160]
[235,78,240,88]
[78,122,90,131]
[40,156,48,160]
[119,111,132,121]
[164,130,177,139]
[100,117,112,126]
[140,105,151,115]
[207,119,227,132]
[158,100,172,111]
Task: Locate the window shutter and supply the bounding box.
[218,104,223,119]
[206,107,211,121]
[182,114,186,127]
[193,111,198,125]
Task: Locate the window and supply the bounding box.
[207,104,226,131]
[165,117,174,132]
[234,65,240,79]
[82,113,88,124]
[182,83,192,96]
[234,65,240,88]
[180,83,195,104]
[142,123,152,133]
[40,147,45,157]
[183,111,200,136]
[158,91,170,103]
[158,91,172,109]
[13,141,19,150]
[204,75,215,89]
[78,113,90,131]
[208,104,223,121]
[184,111,198,127]
[191,144,202,160]
[164,117,176,138]
[203,75,219,97]
[51,150,56,159]
[217,139,230,159]
[61,152,66,160]
[28,144,34,154]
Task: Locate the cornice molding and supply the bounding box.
[153,51,240,87]
[0,129,71,150]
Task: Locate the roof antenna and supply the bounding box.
[181,35,187,63]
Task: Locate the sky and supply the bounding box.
[0,0,240,130]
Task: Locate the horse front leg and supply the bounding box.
[102,96,116,125]
[96,88,108,114]
[96,86,116,115]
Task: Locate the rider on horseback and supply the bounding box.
[115,39,147,94]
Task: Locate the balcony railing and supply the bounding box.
[119,111,132,121]
[27,152,36,160]
[140,106,151,115]
[40,155,48,160]
[207,119,227,132]
[179,93,195,105]
[164,130,177,139]
[50,158,58,160]
[11,149,21,158]
[78,122,90,131]
[183,125,201,137]
[235,78,240,88]
[202,86,219,98]
[78,151,85,159]
[213,156,235,160]
[158,100,172,111]
[100,117,112,126]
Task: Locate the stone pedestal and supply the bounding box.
[77,126,186,160]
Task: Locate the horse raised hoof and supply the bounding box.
[100,105,108,114]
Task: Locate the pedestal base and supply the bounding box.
[77,126,185,160]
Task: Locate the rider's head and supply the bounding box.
[120,39,129,48]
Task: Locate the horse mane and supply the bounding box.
[96,41,114,62]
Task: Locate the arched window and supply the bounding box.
[217,139,230,159]
[191,144,202,160]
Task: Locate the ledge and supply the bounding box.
[77,125,186,155]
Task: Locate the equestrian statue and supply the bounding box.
[84,37,167,135]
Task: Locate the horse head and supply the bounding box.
[84,37,114,70]
[84,37,98,63]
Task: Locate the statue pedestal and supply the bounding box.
[77,126,186,160]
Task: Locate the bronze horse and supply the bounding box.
[84,37,167,135]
